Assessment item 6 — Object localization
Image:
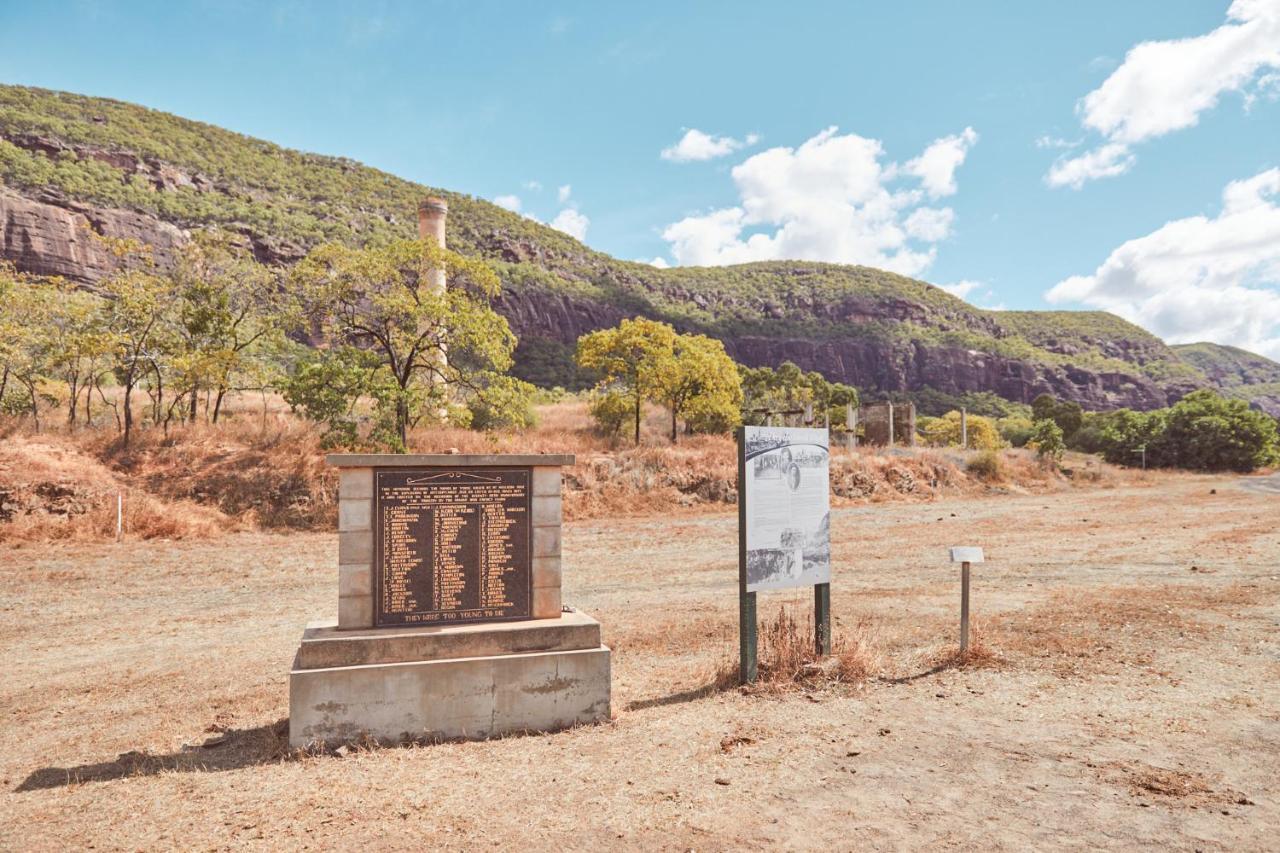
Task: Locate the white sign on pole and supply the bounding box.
[949,546,984,564]
[742,426,830,592]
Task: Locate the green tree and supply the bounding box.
[576,317,676,445]
[291,238,513,449]
[100,243,173,445]
[170,229,292,423]
[1031,393,1084,439]
[1097,409,1166,467]
[0,263,55,428]
[654,333,742,441]
[740,361,858,426]
[43,279,112,427]
[1028,418,1065,463]
[1157,390,1279,472]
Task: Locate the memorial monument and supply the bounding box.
[288,453,611,746]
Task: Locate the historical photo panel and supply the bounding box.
[743,426,831,592]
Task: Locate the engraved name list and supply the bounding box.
[374,468,532,626]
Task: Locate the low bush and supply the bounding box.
[966,449,1004,481]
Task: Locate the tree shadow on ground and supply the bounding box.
[16,718,292,792]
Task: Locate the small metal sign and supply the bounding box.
[949,546,984,564]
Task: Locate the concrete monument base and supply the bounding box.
[288,610,611,747]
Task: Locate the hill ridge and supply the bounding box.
[1,83,1276,415]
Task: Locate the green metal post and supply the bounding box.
[737,427,757,684]
[814,582,831,656]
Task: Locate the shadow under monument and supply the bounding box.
[16,718,293,792]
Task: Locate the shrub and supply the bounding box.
[966,449,1004,481]
[922,410,1002,450]
[998,415,1035,448]
[587,389,632,437]
[467,376,537,431]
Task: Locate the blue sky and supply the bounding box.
[2,1,1279,354]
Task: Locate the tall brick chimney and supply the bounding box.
[417,197,447,296]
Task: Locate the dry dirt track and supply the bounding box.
[0,472,1277,851]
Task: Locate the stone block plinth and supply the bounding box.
[289,611,611,746]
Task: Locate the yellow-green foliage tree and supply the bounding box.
[922,409,1003,450]
[169,229,293,424]
[576,318,742,444]
[290,238,517,449]
[0,262,55,427]
[655,333,742,442]
[576,317,676,445]
[44,278,112,427]
[96,238,174,445]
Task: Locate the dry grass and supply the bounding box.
[714,605,885,693]
[0,399,1151,542]
[1,473,1276,848]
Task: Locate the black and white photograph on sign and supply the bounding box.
[743,426,830,592]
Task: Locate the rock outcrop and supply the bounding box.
[0,189,186,284]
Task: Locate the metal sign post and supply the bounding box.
[736,427,757,683]
[949,547,984,652]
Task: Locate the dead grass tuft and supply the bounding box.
[716,605,884,693]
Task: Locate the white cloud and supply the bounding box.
[1047,167,1280,358]
[660,128,759,162]
[557,184,572,203]
[1046,0,1280,188]
[635,256,670,269]
[493,194,522,213]
[1035,135,1080,150]
[904,207,956,242]
[1045,142,1137,189]
[939,280,981,299]
[903,127,978,198]
[521,180,543,191]
[550,208,590,241]
[659,125,977,274]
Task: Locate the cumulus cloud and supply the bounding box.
[521,180,543,191]
[550,208,590,241]
[635,256,670,269]
[1045,142,1137,189]
[659,125,977,273]
[1047,167,1280,357]
[660,128,760,162]
[493,194,522,212]
[1046,0,1280,188]
[557,184,572,203]
[903,127,978,198]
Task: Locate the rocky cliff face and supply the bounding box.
[497,285,1189,409]
[0,189,185,284]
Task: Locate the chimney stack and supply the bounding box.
[417,197,448,296]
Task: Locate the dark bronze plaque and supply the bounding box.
[373,468,532,627]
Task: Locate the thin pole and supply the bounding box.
[887,403,895,448]
[814,582,831,656]
[960,560,971,652]
[116,492,123,542]
[961,408,968,450]
[737,427,757,684]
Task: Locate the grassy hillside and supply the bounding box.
[1171,342,1280,405]
[0,82,1249,407]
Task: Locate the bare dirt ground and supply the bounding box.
[0,472,1277,851]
